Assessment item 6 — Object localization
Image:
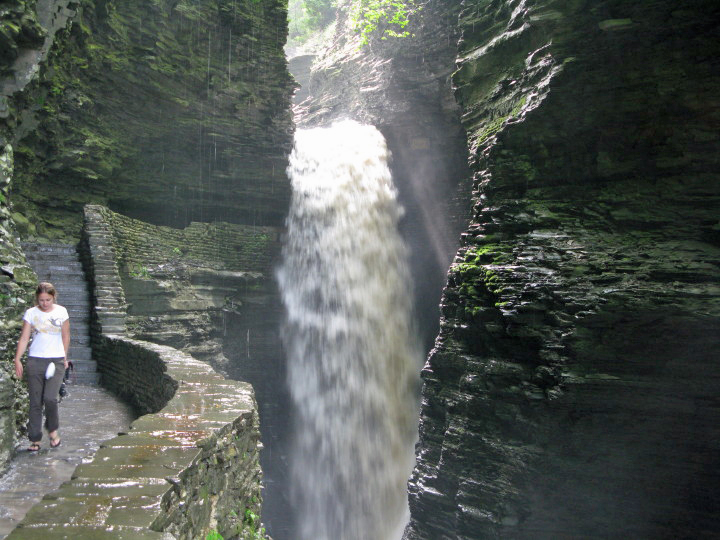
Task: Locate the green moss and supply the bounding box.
[450,243,516,320]
[476,96,527,145]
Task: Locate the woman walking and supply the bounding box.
[14,282,70,451]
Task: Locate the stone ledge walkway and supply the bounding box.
[0,384,134,538]
[4,337,261,540]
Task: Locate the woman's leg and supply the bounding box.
[25,357,46,443]
[43,358,65,437]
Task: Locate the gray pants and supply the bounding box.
[26,356,64,442]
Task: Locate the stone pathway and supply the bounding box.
[0,384,134,538]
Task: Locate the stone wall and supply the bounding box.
[7,335,266,540]
[81,203,289,536]
[81,204,282,375]
[405,1,720,538]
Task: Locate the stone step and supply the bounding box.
[65,305,91,314]
[67,311,91,319]
[98,316,126,327]
[43,291,90,302]
[69,359,97,374]
[70,321,90,330]
[40,275,88,291]
[72,335,91,347]
[21,244,77,256]
[67,300,90,307]
[39,271,86,282]
[37,267,86,275]
[69,346,92,361]
[72,372,101,385]
[32,260,84,269]
[32,275,88,285]
[64,305,91,314]
[30,268,85,278]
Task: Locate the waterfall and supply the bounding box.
[277,120,421,540]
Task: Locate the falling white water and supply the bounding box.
[277,120,421,540]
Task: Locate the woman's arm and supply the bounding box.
[14,321,32,378]
[62,319,70,369]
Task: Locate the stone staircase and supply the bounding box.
[22,243,98,384]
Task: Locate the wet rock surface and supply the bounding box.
[82,204,282,377]
[6,337,265,540]
[0,144,35,469]
[0,384,133,538]
[3,0,294,241]
[405,1,720,538]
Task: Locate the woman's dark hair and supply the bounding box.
[35,282,57,303]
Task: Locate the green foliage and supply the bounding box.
[350,0,421,46]
[205,530,224,540]
[128,264,151,279]
[242,508,266,538]
[244,508,258,527]
[305,0,336,27]
[288,0,337,43]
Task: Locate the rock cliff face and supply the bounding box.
[404,1,720,538]
[4,0,294,240]
[0,0,78,467]
[0,145,34,467]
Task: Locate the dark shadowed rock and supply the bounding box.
[405,1,720,538]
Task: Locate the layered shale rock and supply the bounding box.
[5,0,294,241]
[405,1,720,538]
[0,145,35,467]
[0,0,78,467]
[82,204,281,376]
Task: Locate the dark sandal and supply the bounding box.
[27,443,40,452]
[49,437,61,449]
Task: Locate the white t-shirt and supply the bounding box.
[23,305,69,358]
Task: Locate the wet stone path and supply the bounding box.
[0,384,134,538]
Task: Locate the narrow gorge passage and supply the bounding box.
[277,121,422,540]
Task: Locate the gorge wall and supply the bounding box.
[403,1,720,538]
[6,0,294,239]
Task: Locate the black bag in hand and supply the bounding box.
[58,361,74,401]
